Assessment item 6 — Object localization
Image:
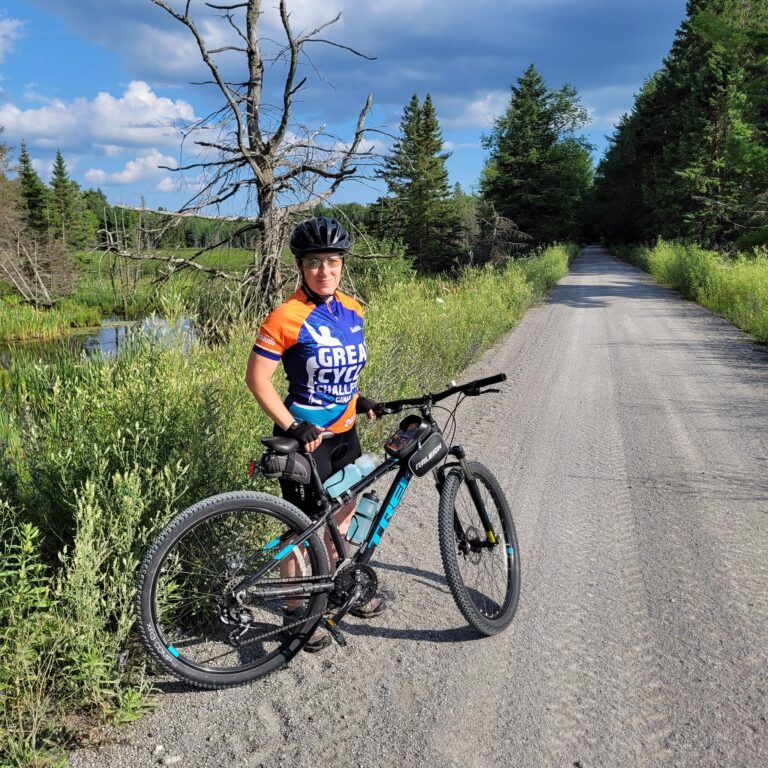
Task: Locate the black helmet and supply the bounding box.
[289,217,350,258]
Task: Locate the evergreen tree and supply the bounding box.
[47,149,86,248]
[376,94,464,272]
[481,65,593,244]
[82,188,112,246]
[17,141,48,237]
[592,0,768,247]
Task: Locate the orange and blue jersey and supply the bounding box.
[253,288,367,434]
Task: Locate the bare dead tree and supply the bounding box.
[137,0,375,313]
[475,202,532,264]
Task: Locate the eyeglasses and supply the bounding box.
[302,256,344,269]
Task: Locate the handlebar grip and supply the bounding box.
[467,373,507,389]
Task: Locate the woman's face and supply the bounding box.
[300,252,344,297]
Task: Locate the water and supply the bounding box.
[0,315,196,365]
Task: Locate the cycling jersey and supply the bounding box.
[253,288,367,433]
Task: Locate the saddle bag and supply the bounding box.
[258,451,312,484]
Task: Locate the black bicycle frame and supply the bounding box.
[234,371,509,602]
[233,456,411,600]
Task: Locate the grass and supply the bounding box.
[0,243,574,765]
[616,241,768,342]
[0,247,255,341]
[0,296,100,342]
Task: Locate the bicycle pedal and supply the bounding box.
[324,618,347,647]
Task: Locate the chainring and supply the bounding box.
[329,563,379,607]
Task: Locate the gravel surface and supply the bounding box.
[71,246,768,768]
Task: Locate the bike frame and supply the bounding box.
[232,384,503,605]
[232,432,496,598]
[233,444,416,602]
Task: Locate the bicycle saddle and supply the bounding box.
[261,436,300,454]
[261,430,334,454]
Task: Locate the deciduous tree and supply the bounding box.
[134,0,375,312]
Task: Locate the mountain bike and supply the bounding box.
[135,373,520,689]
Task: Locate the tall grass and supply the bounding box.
[616,241,768,342]
[0,296,100,342]
[0,243,573,764]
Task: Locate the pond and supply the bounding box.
[0,316,196,365]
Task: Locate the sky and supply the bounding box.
[0,0,688,213]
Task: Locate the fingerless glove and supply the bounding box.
[287,420,322,445]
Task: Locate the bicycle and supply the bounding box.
[135,373,521,689]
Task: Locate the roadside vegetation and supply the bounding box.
[616,241,768,342]
[0,243,574,765]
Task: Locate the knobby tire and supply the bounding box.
[135,491,330,689]
[438,462,521,635]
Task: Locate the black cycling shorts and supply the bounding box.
[273,424,362,515]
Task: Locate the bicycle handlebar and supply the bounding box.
[381,373,507,412]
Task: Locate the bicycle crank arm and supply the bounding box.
[323,582,367,647]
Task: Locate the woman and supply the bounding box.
[245,216,387,652]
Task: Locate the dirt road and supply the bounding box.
[72,246,768,768]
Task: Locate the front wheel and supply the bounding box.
[135,491,330,689]
[438,462,520,635]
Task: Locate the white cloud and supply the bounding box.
[0,17,23,63]
[440,90,509,130]
[95,144,125,157]
[581,84,638,129]
[157,176,176,192]
[0,81,197,151]
[443,141,481,151]
[85,149,177,186]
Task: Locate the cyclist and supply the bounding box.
[245,216,388,652]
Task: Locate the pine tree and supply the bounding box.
[481,65,593,244]
[17,142,48,237]
[376,94,463,272]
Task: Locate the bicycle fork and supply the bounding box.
[444,446,498,546]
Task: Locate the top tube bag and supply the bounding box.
[385,416,448,477]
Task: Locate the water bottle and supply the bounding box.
[347,491,381,544]
[322,452,381,499]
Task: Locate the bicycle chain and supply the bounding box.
[224,573,335,648]
[229,605,330,648]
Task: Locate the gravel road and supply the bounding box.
[71,246,768,768]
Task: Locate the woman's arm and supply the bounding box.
[245,350,322,451]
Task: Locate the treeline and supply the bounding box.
[2,63,595,311]
[317,69,593,273]
[591,0,768,249]
[6,144,256,253]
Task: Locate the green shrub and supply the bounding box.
[615,240,768,342]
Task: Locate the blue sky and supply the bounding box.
[0,0,687,212]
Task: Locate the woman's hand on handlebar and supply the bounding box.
[356,394,393,421]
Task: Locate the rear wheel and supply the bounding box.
[438,462,520,635]
[135,491,330,689]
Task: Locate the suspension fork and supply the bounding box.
[449,445,497,545]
